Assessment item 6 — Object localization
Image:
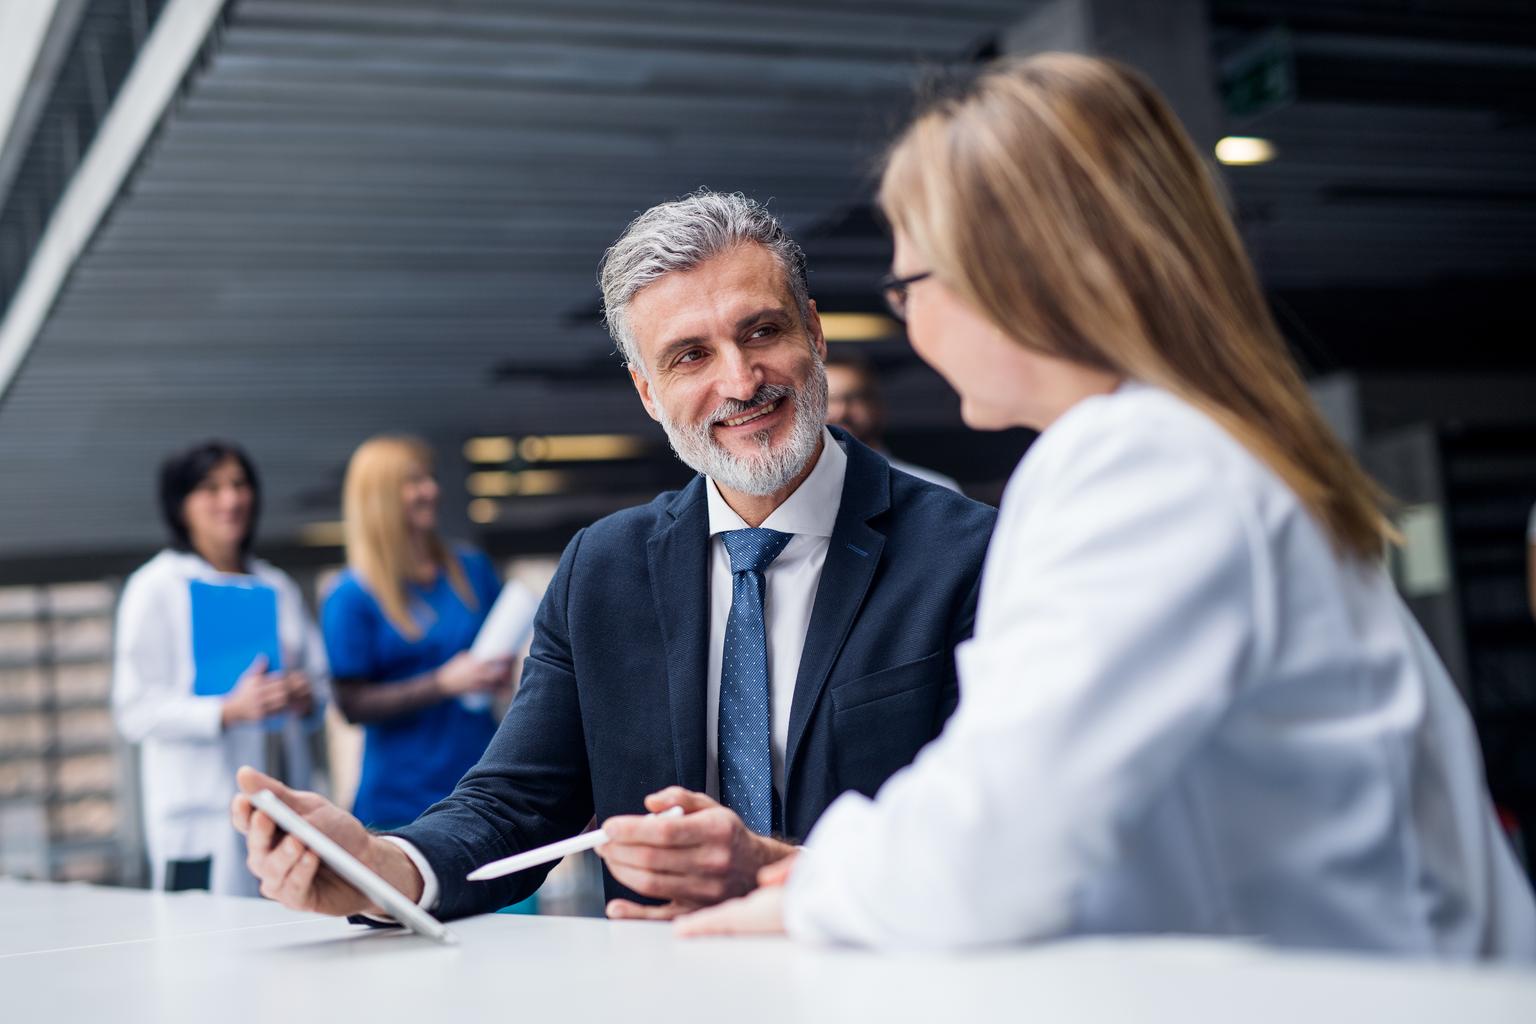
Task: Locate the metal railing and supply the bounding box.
[0,0,173,324]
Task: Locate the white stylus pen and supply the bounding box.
[467,805,685,882]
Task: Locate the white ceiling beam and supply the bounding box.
[0,0,226,407]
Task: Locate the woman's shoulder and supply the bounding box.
[1027,382,1270,488]
[1005,381,1300,552]
[122,549,194,593]
[247,557,303,594]
[1066,382,1229,448]
[449,542,491,565]
[454,544,503,600]
[321,567,375,610]
[450,543,498,579]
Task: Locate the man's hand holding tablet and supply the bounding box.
[231,767,426,918]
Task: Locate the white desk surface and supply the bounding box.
[2,878,1533,1023]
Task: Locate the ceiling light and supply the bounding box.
[466,469,570,498]
[517,434,647,463]
[513,469,568,496]
[1215,136,1277,166]
[468,471,517,497]
[819,313,899,342]
[467,499,499,524]
[463,437,515,464]
[298,521,346,547]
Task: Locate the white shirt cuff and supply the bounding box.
[194,696,226,739]
[783,848,831,944]
[357,836,440,923]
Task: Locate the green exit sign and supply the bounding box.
[1222,28,1295,119]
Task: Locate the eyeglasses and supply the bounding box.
[878,270,932,322]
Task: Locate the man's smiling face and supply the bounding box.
[627,242,828,497]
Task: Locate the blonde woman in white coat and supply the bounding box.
[677,55,1536,960]
[114,441,329,896]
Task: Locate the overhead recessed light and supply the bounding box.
[1215,136,1277,166]
[467,499,498,524]
[466,469,570,498]
[514,469,568,496]
[298,521,346,547]
[819,312,900,342]
[463,437,515,464]
[517,434,647,463]
[467,471,517,497]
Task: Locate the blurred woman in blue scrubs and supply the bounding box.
[323,435,510,830]
[677,54,1536,959]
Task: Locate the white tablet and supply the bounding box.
[250,789,458,946]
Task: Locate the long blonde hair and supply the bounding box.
[880,53,1394,560]
[342,435,476,639]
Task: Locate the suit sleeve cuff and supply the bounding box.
[355,836,440,924]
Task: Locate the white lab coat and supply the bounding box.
[112,550,330,896]
[786,382,1536,960]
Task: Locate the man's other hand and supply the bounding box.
[675,851,797,938]
[597,787,797,921]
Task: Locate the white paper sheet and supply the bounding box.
[470,579,539,661]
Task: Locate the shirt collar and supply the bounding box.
[705,428,846,538]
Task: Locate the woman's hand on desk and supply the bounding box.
[673,853,795,938]
[598,787,799,921]
[230,767,424,916]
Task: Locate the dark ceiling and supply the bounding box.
[0,0,1531,571]
[1209,0,1536,373]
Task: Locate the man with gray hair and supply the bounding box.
[233,190,997,924]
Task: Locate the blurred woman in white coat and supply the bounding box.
[677,54,1536,959]
[113,441,329,896]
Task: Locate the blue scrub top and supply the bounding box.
[322,547,502,828]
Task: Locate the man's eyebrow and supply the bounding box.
[656,334,705,365]
[654,307,792,367]
[734,306,791,332]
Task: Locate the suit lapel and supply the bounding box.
[784,432,891,780]
[647,478,710,793]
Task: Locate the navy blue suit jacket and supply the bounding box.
[393,429,997,918]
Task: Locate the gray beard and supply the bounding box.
[654,359,829,497]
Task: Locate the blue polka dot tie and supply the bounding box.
[718,527,792,837]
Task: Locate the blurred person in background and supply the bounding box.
[323,435,510,830]
[824,349,960,493]
[678,54,1536,960]
[113,440,329,896]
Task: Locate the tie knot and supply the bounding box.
[722,528,792,575]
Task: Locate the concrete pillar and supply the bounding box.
[1309,372,1363,453]
[1001,0,1222,152]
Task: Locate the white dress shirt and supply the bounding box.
[705,428,846,805]
[113,550,330,896]
[786,383,1536,961]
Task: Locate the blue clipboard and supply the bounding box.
[189,578,283,698]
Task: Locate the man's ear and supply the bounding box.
[805,298,828,361]
[629,365,662,422]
